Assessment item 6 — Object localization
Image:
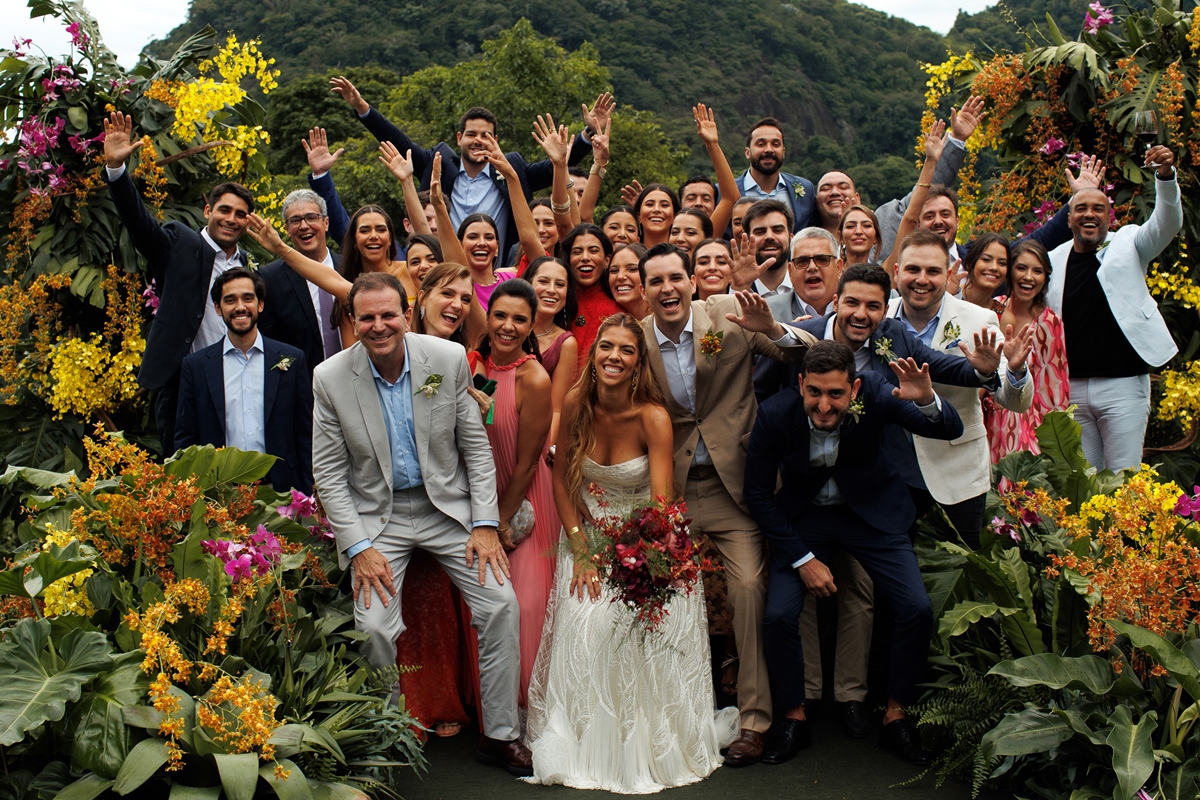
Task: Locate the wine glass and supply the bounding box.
[1133,110,1160,166]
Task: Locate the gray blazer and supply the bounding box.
[311,334,498,568]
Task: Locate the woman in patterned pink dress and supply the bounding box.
[464,279,561,711]
[983,240,1070,461]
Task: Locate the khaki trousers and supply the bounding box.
[685,467,771,732]
[799,552,873,703]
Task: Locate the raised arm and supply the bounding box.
[304,128,350,244]
[330,75,435,181]
[102,112,173,268]
[883,119,946,272]
[694,103,740,235]
[580,119,609,224]
[1133,146,1183,265]
[246,213,353,302]
[484,134,545,261]
[1023,154,1105,251]
[429,152,470,266]
[532,114,575,243]
[379,142,431,236]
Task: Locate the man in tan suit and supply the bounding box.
[310,272,530,776]
[639,242,815,765]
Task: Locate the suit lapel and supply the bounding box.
[288,267,321,337]
[204,345,227,443]
[262,339,280,426]
[691,302,715,413]
[352,346,392,487]
[407,336,433,471]
[934,300,962,353]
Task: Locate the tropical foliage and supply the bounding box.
[910,410,1200,799]
[0,433,425,799]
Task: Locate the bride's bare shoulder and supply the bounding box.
[638,402,672,434]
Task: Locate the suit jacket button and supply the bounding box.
[696,418,703,425]
[185,337,192,343]
[685,449,692,456]
[380,516,386,523]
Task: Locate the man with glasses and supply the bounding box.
[259,189,343,374]
[765,228,842,324]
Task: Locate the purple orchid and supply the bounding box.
[992,516,1021,543]
[1084,2,1114,35]
[1038,137,1066,156]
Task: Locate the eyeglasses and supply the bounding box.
[285,213,326,228]
[790,254,835,268]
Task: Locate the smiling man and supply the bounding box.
[737,117,815,232]
[174,268,313,494]
[103,111,257,456]
[1045,145,1182,470]
[813,172,860,236]
[740,200,796,297]
[639,242,815,766]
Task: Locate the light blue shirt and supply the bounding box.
[222,332,265,455]
[449,162,508,263]
[822,316,872,374]
[741,170,790,204]
[344,344,499,559]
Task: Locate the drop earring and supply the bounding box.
[631,370,639,392]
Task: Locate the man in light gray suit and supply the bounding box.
[310,272,531,776]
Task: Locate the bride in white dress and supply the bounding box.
[525,313,739,794]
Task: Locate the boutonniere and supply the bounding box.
[415,374,443,398]
[792,182,805,199]
[699,329,724,361]
[874,336,897,364]
[243,252,259,271]
[845,397,865,425]
[939,320,961,348]
[272,356,295,372]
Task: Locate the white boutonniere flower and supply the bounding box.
[244,252,260,271]
[874,337,897,364]
[415,374,443,398]
[272,356,295,372]
[939,320,961,348]
[792,182,805,199]
[845,397,865,425]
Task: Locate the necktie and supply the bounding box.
[318,289,341,360]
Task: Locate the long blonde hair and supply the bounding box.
[563,313,666,504]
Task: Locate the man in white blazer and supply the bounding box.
[1046,146,1182,471]
[889,229,1034,544]
[311,273,531,776]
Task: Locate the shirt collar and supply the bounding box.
[458,161,493,180]
[200,227,241,261]
[652,312,694,347]
[222,330,264,356]
[367,340,412,387]
[742,170,785,195]
[894,295,946,329]
[822,314,869,352]
[754,269,793,295]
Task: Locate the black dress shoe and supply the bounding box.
[843,700,871,739]
[761,718,812,765]
[879,718,930,765]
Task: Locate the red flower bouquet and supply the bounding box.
[584,485,720,631]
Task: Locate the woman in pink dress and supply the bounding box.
[983,239,1070,461]
[465,279,561,711]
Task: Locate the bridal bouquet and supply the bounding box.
[584,487,720,631]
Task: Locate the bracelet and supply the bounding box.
[565,179,575,189]
[550,199,572,214]
[590,163,607,179]
[567,526,582,538]
[497,524,510,533]
[916,182,931,188]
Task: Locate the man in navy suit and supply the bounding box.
[745,341,963,767]
[175,268,313,495]
[258,189,344,373]
[735,117,815,233]
[103,112,256,457]
[311,76,608,260]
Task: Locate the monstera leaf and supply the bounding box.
[0,618,113,745]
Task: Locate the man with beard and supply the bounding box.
[175,268,314,495]
[325,75,609,261]
[737,118,814,232]
[738,200,795,298]
[1046,145,1182,470]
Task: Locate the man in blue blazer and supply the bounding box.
[734,117,815,233]
[313,76,606,260]
[745,341,963,767]
[102,112,256,457]
[175,268,314,495]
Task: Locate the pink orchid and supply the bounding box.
[1033,200,1057,220]
[1038,137,1066,156]
[1084,2,1114,35]
[65,22,90,50]
[142,280,160,314]
[991,516,1021,543]
[277,488,319,520]
[1023,221,1041,236]
[250,525,282,564]
[225,553,256,582]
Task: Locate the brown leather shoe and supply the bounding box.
[476,735,534,777]
[722,728,764,767]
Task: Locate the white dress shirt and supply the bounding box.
[222,331,266,454]
[306,249,336,321]
[753,268,793,299]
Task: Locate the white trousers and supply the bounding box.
[1070,374,1151,472]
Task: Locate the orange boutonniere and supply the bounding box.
[699,329,724,361]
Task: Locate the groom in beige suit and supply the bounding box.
[639,243,815,766]
[311,272,531,776]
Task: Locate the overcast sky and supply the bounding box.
[7,0,997,68]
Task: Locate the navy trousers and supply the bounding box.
[762,503,933,709]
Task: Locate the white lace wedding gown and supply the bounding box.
[524,455,739,794]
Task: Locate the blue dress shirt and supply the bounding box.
[450,162,508,263]
[222,332,265,455]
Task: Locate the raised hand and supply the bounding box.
[480,133,518,182]
[729,233,772,290]
[302,128,344,175]
[889,357,937,405]
[329,76,368,116]
[102,111,143,169]
[725,290,784,338]
[532,113,570,165]
[1064,153,1104,193]
[590,118,611,167]
[378,141,414,182]
[620,179,643,207]
[245,212,288,256]
[924,119,947,162]
[582,92,615,134]
[960,326,1002,376]
[1147,144,1176,176]
[1002,322,1034,374]
[949,95,985,142]
[430,152,446,209]
[693,103,719,145]
[946,258,965,297]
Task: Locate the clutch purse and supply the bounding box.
[508,499,536,546]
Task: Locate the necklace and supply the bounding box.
[535,325,558,337]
